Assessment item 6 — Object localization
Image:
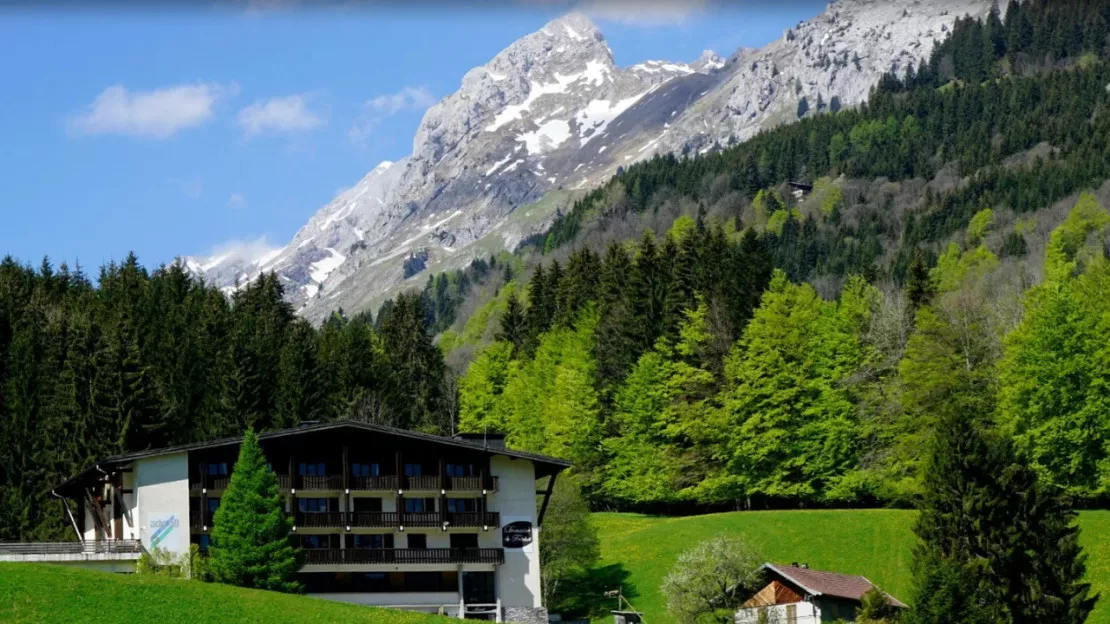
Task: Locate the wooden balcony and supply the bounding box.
[189,476,229,493]
[276,475,343,491]
[445,511,500,528]
[350,475,399,492]
[448,476,498,492]
[349,511,400,528]
[401,512,441,528]
[295,511,345,528]
[404,475,441,491]
[303,547,504,566]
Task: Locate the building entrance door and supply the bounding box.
[462,571,495,605]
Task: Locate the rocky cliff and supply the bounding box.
[182,0,992,321]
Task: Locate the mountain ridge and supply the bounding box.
[182,0,992,321]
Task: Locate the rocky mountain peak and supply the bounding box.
[183,0,993,322]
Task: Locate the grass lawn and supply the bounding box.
[0,563,453,624]
[590,509,1110,624]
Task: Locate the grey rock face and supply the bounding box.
[182,0,991,321]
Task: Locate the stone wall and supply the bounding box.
[504,606,548,624]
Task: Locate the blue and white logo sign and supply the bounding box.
[148,513,182,552]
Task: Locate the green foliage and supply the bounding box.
[998,194,1110,499]
[713,272,877,501]
[457,340,515,434]
[0,563,451,624]
[590,510,1110,624]
[541,477,601,615]
[857,587,903,623]
[661,534,765,624]
[208,429,301,593]
[966,208,993,246]
[907,408,1097,624]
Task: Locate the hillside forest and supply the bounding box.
[4,0,1110,541]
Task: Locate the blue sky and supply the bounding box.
[0,0,824,271]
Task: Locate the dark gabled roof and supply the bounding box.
[764,563,907,609]
[54,420,570,496]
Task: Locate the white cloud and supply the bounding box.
[569,1,709,26]
[168,177,204,199]
[202,236,282,268]
[227,192,247,208]
[367,86,436,116]
[69,82,233,139]
[349,85,436,145]
[236,94,325,137]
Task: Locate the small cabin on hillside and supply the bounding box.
[788,181,813,201]
[735,563,905,623]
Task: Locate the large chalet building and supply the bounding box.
[48,420,570,623]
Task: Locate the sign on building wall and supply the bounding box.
[147,513,183,553]
[501,518,534,552]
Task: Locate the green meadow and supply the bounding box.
[589,509,1110,624]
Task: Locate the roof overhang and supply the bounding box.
[53,420,571,497]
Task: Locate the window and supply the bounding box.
[407,534,427,549]
[446,463,476,477]
[206,498,221,513]
[351,462,380,477]
[298,498,336,512]
[785,604,797,624]
[299,462,326,476]
[352,497,382,512]
[351,572,390,592]
[403,498,435,513]
[300,534,336,549]
[405,571,458,592]
[206,462,228,476]
[403,463,423,477]
[346,534,393,549]
[190,534,210,553]
[450,533,479,549]
[446,498,478,513]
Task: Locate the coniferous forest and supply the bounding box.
[6,0,1110,543]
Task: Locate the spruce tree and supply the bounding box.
[497,291,527,356]
[209,428,301,592]
[907,408,1097,624]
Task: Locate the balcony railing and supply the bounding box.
[199,473,498,493]
[448,476,498,492]
[446,512,500,528]
[189,476,229,492]
[401,512,441,528]
[351,475,399,491]
[349,511,400,528]
[0,540,144,555]
[295,511,345,528]
[190,513,215,530]
[404,475,441,491]
[303,547,504,566]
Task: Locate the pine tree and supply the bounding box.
[907,408,1097,624]
[209,428,301,592]
[904,248,934,310]
[275,319,323,429]
[497,291,527,355]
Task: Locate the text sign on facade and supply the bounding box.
[502,519,534,551]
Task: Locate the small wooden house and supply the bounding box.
[735,563,905,623]
[788,182,813,201]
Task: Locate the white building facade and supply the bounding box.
[51,421,569,624]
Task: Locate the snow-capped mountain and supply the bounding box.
[182,0,992,321]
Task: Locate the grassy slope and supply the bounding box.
[0,563,452,624]
[592,510,1110,624]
